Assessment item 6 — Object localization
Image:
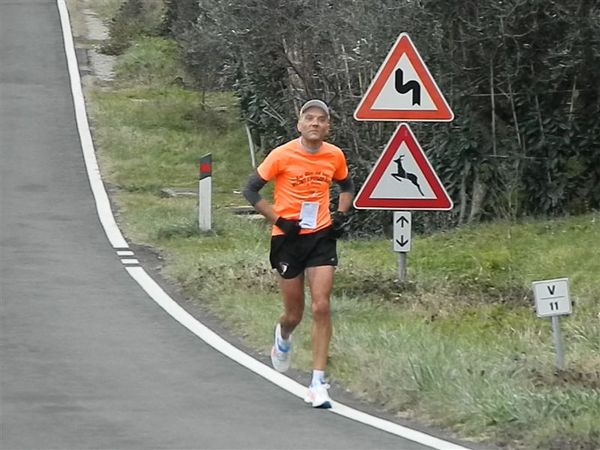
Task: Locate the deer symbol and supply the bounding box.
[391,155,424,196]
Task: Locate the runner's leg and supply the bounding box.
[278,274,305,339]
[306,265,334,370]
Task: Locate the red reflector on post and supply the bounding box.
[199,154,212,180]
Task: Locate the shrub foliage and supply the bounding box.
[110,0,600,232]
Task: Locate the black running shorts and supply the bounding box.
[269,228,337,279]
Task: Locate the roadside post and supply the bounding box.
[353,33,454,280]
[245,124,257,168]
[532,278,572,370]
[198,153,212,231]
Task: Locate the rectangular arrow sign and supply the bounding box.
[393,211,412,252]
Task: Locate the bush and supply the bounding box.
[114,37,183,86]
[101,0,165,55]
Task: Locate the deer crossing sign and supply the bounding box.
[353,124,453,210]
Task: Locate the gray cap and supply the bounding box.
[300,99,329,117]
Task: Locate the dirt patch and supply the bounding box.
[543,433,600,450]
[68,0,115,83]
[530,367,600,390]
[82,9,115,82]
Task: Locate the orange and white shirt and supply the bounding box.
[257,138,349,236]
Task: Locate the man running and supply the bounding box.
[243,99,354,408]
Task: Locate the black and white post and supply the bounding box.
[198,153,212,231]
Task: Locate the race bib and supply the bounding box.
[299,202,319,229]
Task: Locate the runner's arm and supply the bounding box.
[242,172,278,224]
[335,176,354,213]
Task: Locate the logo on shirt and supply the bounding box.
[290,170,331,187]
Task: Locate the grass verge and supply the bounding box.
[87,35,600,450]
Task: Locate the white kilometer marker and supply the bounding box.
[57,1,471,448]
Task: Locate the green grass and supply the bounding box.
[113,37,186,87]
[87,35,600,450]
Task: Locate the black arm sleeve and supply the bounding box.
[242,171,267,206]
[336,176,355,194]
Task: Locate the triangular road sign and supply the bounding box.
[354,124,453,210]
[354,33,454,122]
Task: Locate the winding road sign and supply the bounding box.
[354,33,454,122]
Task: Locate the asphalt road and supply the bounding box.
[1,2,456,449]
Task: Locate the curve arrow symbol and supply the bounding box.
[395,68,421,105]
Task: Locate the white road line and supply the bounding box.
[56,1,472,448]
[117,250,135,256]
[56,0,128,249]
[121,259,140,265]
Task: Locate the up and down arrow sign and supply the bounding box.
[393,212,412,252]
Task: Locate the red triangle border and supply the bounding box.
[354,33,454,122]
[354,124,453,210]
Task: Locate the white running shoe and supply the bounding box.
[304,383,332,409]
[270,323,292,373]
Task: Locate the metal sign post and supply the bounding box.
[532,278,571,370]
[198,153,212,231]
[550,316,565,370]
[393,212,411,281]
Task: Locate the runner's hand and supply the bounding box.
[275,217,301,237]
[331,211,348,238]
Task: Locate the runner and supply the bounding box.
[242,99,354,408]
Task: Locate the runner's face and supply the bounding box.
[297,107,330,144]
